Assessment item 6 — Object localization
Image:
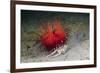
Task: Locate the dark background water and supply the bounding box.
[21,10,89,32]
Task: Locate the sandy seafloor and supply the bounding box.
[20,10,90,63]
[21,34,89,62]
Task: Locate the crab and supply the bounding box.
[47,45,68,57]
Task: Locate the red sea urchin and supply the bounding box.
[40,19,68,51]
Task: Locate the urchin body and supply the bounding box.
[39,19,69,57]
